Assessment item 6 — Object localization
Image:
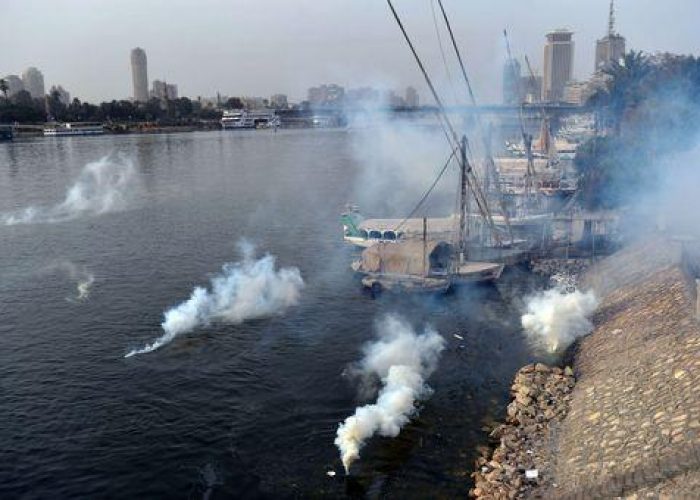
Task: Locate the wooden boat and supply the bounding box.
[352,239,503,294]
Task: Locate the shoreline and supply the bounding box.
[470,235,700,497]
[10,123,347,139]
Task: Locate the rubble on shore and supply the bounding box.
[530,258,590,290]
[469,363,575,498]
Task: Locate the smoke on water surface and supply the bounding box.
[125,242,304,358]
[335,314,446,474]
[3,155,136,225]
[521,289,598,353]
[46,261,95,302]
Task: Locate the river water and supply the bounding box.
[0,129,544,498]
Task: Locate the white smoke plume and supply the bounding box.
[46,261,95,302]
[521,289,598,352]
[125,243,304,358]
[335,314,445,474]
[3,155,136,225]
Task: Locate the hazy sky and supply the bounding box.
[2,0,698,104]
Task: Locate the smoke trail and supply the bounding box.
[46,261,95,302]
[3,155,136,225]
[521,289,598,352]
[125,243,304,358]
[335,314,445,474]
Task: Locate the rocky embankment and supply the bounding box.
[470,237,700,498]
[530,258,590,290]
[470,363,575,498]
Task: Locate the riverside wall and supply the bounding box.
[471,236,700,498]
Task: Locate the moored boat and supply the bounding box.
[44,122,104,136]
[221,109,278,129]
[352,240,503,293]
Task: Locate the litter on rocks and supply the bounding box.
[326,470,336,477]
[525,469,539,479]
[453,333,464,340]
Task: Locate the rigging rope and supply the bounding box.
[386,0,499,243]
[438,0,513,241]
[394,147,457,232]
[436,0,478,106]
[430,0,459,105]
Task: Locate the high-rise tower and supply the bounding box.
[130,47,149,102]
[542,30,574,102]
[22,67,45,99]
[595,0,625,71]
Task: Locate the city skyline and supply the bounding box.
[2,0,698,104]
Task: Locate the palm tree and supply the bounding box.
[603,51,651,135]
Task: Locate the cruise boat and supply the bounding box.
[44,122,104,136]
[221,109,278,129]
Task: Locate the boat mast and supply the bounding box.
[436,0,513,243]
[459,135,468,263]
[524,54,553,171]
[503,30,538,208]
[423,217,428,275]
[386,0,500,245]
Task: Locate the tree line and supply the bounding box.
[575,52,700,209]
[0,85,246,124]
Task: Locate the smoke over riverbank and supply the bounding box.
[3,155,136,225]
[521,289,598,352]
[335,314,445,474]
[125,243,304,357]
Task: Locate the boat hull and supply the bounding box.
[360,273,451,293]
[44,130,104,136]
[356,261,504,294]
[452,262,505,284]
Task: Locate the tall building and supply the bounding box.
[405,86,419,108]
[131,47,149,102]
[242,96,267,109]
[502,58,522,105]
[563,81,590,106]
[542,30,574,102]
[595,0,625,71]
[22,67,45,99]
[166,83,177,100]
[383,90,405,108]
[270,94,288,109]
[49,85,71,105]
[151,80,178,100]
[2,75,24,97]
[307,84,345,107]
[151,80,165,100]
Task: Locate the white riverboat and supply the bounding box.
[43,122,104,137]
[221,109,279,129]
